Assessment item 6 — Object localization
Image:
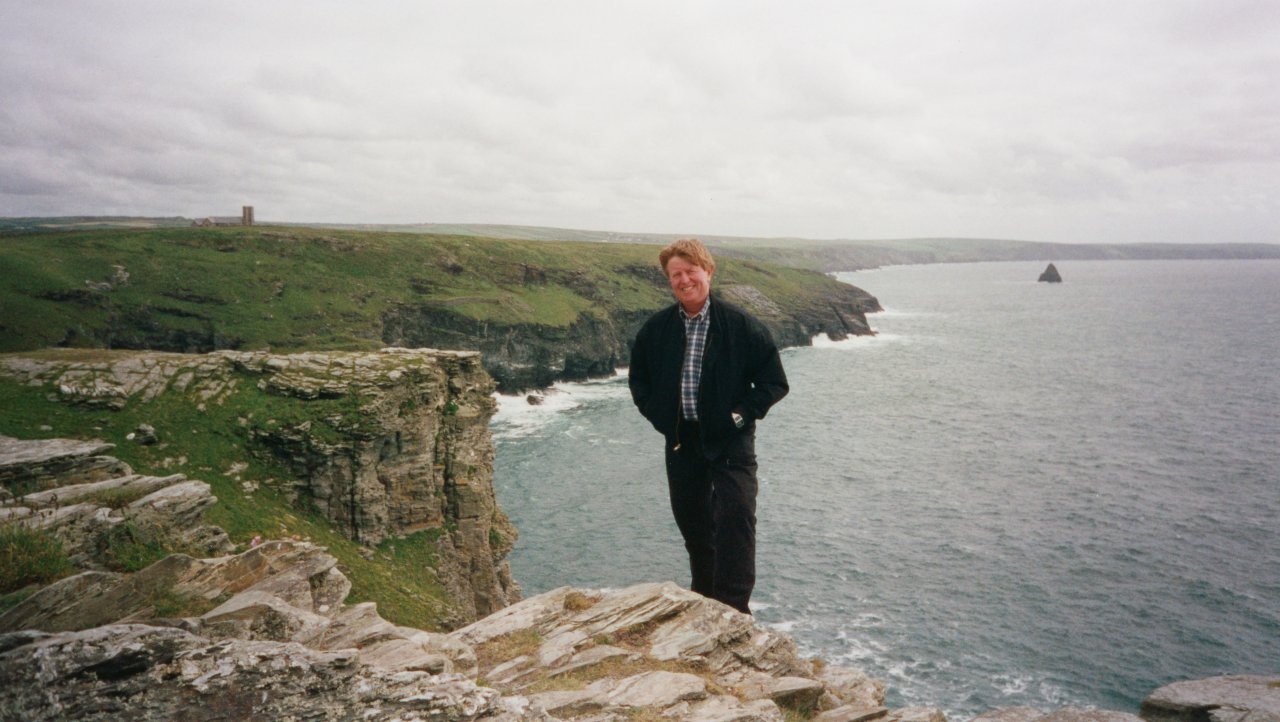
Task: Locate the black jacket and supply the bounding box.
[629,296,789,459]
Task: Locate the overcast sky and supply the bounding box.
[2,1,1278,243]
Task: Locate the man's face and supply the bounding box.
[666,254,713,313]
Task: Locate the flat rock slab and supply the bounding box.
[669,695,785,722]
[1143,676,1280,722]
[0,436,115,467]
[12,473,184,509]
[0,435,126,491]
[974,707,1142,722]
[814,704,889,722]
[972,708,1049,722]
[1038,710,1143,722]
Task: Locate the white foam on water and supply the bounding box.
[831,627,889,664]
[994,673,1031,695]
[491,370,629,439]
[810,331,906,348]
[872,306,938,318]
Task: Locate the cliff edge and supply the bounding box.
[0,348,516,626]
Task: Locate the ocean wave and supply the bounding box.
[490,370,629,439]
[810,331,906,348]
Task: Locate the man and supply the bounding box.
[628,238,789,614]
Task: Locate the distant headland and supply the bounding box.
[4,216,1278,273]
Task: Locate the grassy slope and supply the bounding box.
[284,221,1280,271]
[0,226,858,354]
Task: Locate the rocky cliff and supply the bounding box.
[1,432,896,721]
[3,531,1274,722]
[0,348,518,624]
[3,388,1276,721]
[381,282,879,392]
[0,530,896,722]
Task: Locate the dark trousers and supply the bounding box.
[665,422,758,614]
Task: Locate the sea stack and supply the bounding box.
[1038,263,1062,283]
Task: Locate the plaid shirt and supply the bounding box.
[680,299,710,420]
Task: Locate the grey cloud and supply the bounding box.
[1,1,1278,241]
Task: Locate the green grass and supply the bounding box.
[78,484,159,509]
[475,628,544,672]
[0,225,867,356]
[0,227,619,351]
[102,522,172,572]
[0,524,74,594]
[0,586,38,615]
[147,585,227,619]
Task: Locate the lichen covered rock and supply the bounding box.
[0,624,542,722]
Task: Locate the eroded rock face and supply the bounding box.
[0,540,478,676]
[0,624,539,722]
[0,348,519,622]
[3,538,1259,722]
[381,282,881,394]
[0,541,888,722]
[382,304,651,392]
[452,581,886,722]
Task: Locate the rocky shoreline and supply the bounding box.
[1,350,1276,721]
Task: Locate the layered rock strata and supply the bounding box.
[454,581,892,722]
[0,435,233,569]
[0,348,518,621]
[0,540,476,675]
[0,541,902,722]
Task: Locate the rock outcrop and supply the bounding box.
[0,348,519,622]
[1038,263,1063,283]
[1141,675,1280,722]
[0,624,538,722]
[0,539,900,722]
[0,540,476,675]
[453,581,893,722]
[0,435,233,570]
[0,436,129,495]
[3,536,1273,722]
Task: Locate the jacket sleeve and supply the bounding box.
[738,320,789,422]
[628,321,653,421]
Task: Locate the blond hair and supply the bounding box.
[658,238,716,276]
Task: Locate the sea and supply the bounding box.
[489,259,1280,720]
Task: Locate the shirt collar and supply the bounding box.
[680,297,711,322]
